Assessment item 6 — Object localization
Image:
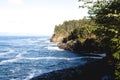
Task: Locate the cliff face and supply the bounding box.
[50,34,65,42]
[57,38,100,53]
[50,20,81,43]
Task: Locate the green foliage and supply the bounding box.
[113,51,120,60]
[115,62,120,80]
[54,19,98,42]
[79,0,120,58]
[79,0,120,79]
[79,0,120,25]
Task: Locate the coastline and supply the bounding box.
[30,32,115,80]
[31,59,114,80]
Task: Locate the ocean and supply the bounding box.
[0,36,103,80]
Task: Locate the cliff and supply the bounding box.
[50,19,101,53]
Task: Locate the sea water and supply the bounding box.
[0,36,103,80]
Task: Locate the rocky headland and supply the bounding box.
[50,19,102,54]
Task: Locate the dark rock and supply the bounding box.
[58,38,100,53]
[83,38,99,52]
[65,40,76,51]
[62,38,68,43]
[57,43,67,49]
[58,40,83,51]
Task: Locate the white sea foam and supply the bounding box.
[0,58,18,65]
[49,43,57,45]
[24,73,35,80]
[0,55,103,65]
[16,51,28,59]
[10,69,15,73]
[16,54,22,58]
[23,56,104,61]
[88,53,106,57]
[44,40,50,43]
[97,53,106,57]
[22,56,82,61]
[46,46,64,51]
[24,69,38,80]
[0,48,15,57]
[0,51,27,65]
[84,56,103,59]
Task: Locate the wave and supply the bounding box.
[84,56,104,59]
[0,58,19,65]
[0,55,104,65]
[23,72,35,80]
[22,68,43,80]
[97,53,106,57]
[45,46,64,51]
[44,40,50,43]
[22,56,83,61]
[16,53,23,58]
[0,48,15,57]
[23,56,104,61]
[0,51,27,65]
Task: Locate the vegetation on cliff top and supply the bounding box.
[53,19,98,42]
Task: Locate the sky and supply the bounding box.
[0,0,88,36]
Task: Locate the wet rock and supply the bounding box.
[58,40,82,51]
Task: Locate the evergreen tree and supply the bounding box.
[79,0,120,79]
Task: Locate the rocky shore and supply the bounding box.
[50,31,102,53]
[31,59,114,80]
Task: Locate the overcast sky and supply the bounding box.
[0,0,88,36]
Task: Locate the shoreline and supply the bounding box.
[30,59,114,80]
